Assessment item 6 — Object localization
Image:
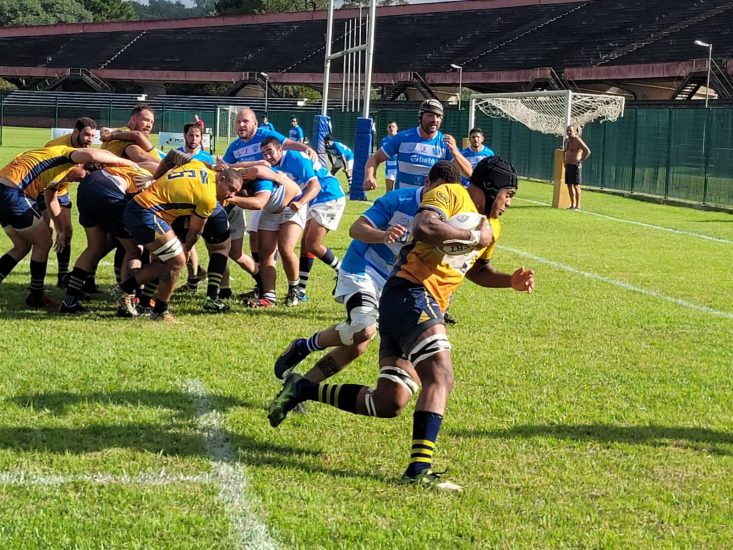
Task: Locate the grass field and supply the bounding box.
[0,126,732,548]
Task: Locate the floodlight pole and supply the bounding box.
[693,40,712,108]
[322,0,336,115]
[450,64,463,110]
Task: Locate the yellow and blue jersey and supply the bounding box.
[393,183,500,312]
[0,145,77,200]
[133,160,217,223]
[101,165,154,195]
[45,133,74,147]
[102,126,156,159]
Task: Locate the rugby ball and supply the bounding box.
[438,212,486,255]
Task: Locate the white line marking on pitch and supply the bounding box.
[184,379,277,550]
[501,245,733,320]
[0,471,212,486]
[516,197,733,244]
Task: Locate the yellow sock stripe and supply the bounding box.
[410,457,433,464]
[318,384,328,403]
[412,439,435,449]
[332,384,342,406]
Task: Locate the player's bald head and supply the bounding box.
[235,109,258,140]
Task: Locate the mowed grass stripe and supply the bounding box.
[516,196,733,244]
[184,379,277,550]
[0,471,212,486]
[501,244,733,320]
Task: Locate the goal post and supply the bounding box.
[469,90,625,207]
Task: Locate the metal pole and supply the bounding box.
[341,22,347,112]
[265,77,268,115]
[321,0,335,115]
[357,6,362,113]
[705,45,711,109]
[362,0,377,118]
[468,96,476,135]
[458,67,463,111]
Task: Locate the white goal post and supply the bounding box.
[468,90,625,137]
[215,106,241,150]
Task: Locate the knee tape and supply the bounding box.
[408,334,452,367]
[379,366,419,396]
[336,305,378,346]
[153,238,183,262]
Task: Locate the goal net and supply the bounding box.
[214,106,241,151]
[468,90,625,137]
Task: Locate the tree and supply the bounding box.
[79,0,137,21]
[214,0,328,16]
[341,0,407,6]
[0,0,93,26]
[130,0,215,20]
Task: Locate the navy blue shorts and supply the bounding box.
[0,185,41,229]
[36,192,72,212]
[123,201,172,245]
[565,163,582,185]
[77,172,132,238]
[171,204,230,245]
[378,276,444,360]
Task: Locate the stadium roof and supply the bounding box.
[1,0,732,100]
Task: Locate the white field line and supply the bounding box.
[184,379,277,550]
[516,197,733,244]
[0,471,212,487]
[501,245,733,321]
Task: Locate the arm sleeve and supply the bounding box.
[361,193,397,229]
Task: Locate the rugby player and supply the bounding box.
[267,156,535,491]
[0,145,137,307]
[363,99,471,192]
[113,160,242,321]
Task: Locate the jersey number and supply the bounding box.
[168,170,197,180]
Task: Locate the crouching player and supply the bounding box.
[267,156,535,491]
[59,164,155,314]
[113,160,242,321]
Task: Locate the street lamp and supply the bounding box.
[693,40,712,108]
[260,72,270,115]
[450,63,463,110]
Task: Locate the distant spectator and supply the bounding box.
[261,115,276,132]
[289,117,304,143]
[563,125,591,210]
[460,127,495,186]
[380,121,398,191]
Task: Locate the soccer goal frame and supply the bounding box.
[468,90,625,137]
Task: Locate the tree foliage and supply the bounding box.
[0,0,93,26]
[131,0,215,20]
[79,0,137,21]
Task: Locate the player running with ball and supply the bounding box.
[267,156,535,491]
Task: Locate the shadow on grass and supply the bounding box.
[11,390,251,417]
[452,423,733,455]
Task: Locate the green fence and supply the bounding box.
[1,95,731,208]
[468,105,733,208]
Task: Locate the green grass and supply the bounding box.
[1,126,732,548]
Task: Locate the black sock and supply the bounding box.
[65,267,90,300]
[301,380,364,414]
[206,252,228,300]
[29,260,47,297]
[113,245,126,284]
[153,298,168,314]
[0,254,19,283]
[119,276,138,294]
[57,245,71,279]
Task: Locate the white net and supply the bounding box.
[471,91,625,136]
[215,106,241,149]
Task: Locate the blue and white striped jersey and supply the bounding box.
[380,127,453,190]
[222,128,286,164]
[460,145,495,186]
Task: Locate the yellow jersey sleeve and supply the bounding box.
[418,183,462,220]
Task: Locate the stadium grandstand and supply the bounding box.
[0,0,732,101]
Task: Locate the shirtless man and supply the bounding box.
[563,125,591,210]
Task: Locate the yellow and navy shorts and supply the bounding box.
[0,185,41,229]
[123,200,172,245]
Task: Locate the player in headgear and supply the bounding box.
[469,155,518,214]
[267,155,535,492]
[418,98,444,119]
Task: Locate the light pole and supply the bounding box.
[260,72,270,115]
[693,40,712,108]
[450,63,463,110]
